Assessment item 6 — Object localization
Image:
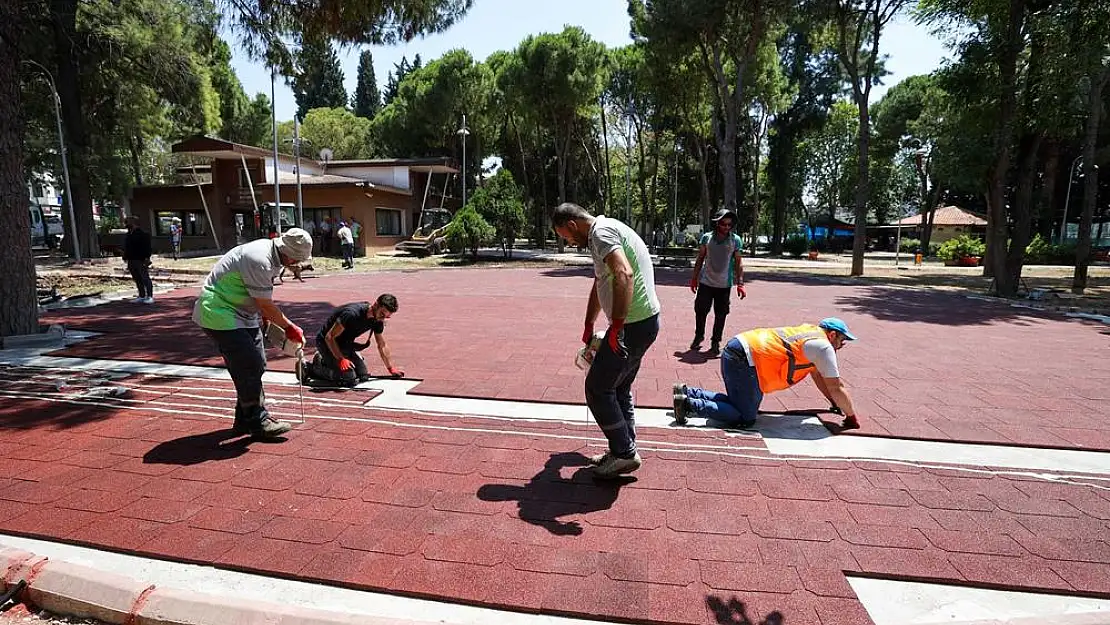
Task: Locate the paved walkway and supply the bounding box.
[44,267,1110,450]
[0,364,1108,625]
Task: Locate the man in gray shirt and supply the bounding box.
[552,203,661,479]
[689,209,746,355]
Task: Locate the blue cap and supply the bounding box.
[818,317,857,341]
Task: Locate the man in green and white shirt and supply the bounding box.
[193,228,313,439]
[553,203,661,479]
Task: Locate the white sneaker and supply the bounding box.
[140,297,155,304]
[593,452,642,479]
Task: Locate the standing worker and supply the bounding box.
[689,209,746,355]
[337,221,354,269]
[123,215,154,304]
[192,228,314,439]
[552,203,661,479]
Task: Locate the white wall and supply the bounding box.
[326,165,410,190]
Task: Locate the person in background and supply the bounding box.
[688,209,746,356]
[123,216,154,304]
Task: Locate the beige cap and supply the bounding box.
[275,227,313,262]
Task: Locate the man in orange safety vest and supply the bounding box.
[673,317,860,431]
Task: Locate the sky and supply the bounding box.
[225,0,953,124]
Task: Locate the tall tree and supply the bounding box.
[831,0,909,276]
[383,54,422,107]
[767,23,842,254]
[291,38,348,120]
[300,106,375,159]
[631,0,791,219]
[1,0,37,335]
[352,49,382,120]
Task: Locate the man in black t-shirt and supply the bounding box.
[300,294,403,386]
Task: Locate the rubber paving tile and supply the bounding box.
[42,267,1110,450]
[1,368,1109,625]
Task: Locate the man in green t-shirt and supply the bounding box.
[552,203,661,479]
[192,228,313,440]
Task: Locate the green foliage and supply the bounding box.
[937,235,986,261]
[784,234,810,257]
[898,237,921,253]
[383,55,423,107]
[372,49,493,162]
[467,169,527,257]
[444,204,494,258]
[1024,234,1076,266]
[97,214,123,234]
[291,39,348,121]
[352,50,382,120]
[800,100,859,221]
[299,107,375,160]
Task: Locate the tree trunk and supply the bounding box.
[648,132,661,239]
[1004,133,1043,291]
[850,100,871,275]
[635,118,649,233]
[0,0,41,336]
[768,129,793,256]
[51,0,99,259]
[128,133,145,187]
[986,0,1026,294]
[1037,141,1060,240]
[1073,63,1110,293]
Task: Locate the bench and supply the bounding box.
[656,246,698,267]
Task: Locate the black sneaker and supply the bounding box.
[251,416,293,440]
[673,393,689,426]
[709,341,720,356]
[689,337,703,351]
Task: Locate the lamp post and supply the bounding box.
[456,115,470,209]
[271,70,282,234]
[23,59,80,262]
[1059,155,1083,244]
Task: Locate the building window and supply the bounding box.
[376,208,403,236]
[155,211,208,237]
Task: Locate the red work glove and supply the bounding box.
[388,366,404,378]
[285,323,304,344]
[689,277,698,293]
[338,358,353,372]
[607,318,627,358]
[736,284,746,299]
[582,323,594,345]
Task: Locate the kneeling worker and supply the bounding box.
[301,294,404,386]
[673,318,861,431]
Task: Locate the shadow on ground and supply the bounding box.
[477,451,633,536]
[707,596,784,625]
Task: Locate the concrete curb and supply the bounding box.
[0,547,429,625]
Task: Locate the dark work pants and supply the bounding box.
[313,337,368,383]
[204,327,269,422]
[584,314,660,458]
[128,260,153,298]
[693,283,731,344]
[341,243,354,267]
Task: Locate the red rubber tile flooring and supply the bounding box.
[0,366,1108,625]
[44,266,1110,450]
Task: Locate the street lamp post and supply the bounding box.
[1059,155,1083,244]
[456,115,470,208]
[23,60,80,262]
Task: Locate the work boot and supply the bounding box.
[593,452,642,479]
[672,382,687,396]
[673,393,689,426]
[709,340,720,356]
[587,451,611,466]
[252,415,293,440]
[689,337,702,351]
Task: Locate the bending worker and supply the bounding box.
[673,318,861,431]
[192,228,314,439]
[300,294,404,386]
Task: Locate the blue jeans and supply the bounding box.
[585,314,660,458]
[683,336,762,427]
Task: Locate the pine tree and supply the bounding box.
[292,38,348,120]
[352,50,381,120]
[382,54,423,107]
